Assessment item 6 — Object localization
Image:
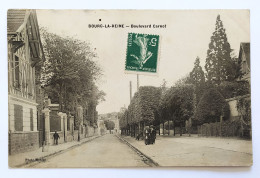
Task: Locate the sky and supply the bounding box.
[36,10,250,114]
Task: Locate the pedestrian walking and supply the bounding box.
[150,125,156,144]
[144,126,150,145]
[53,131,60,145]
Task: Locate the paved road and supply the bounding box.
[123,135,252,166]
[31,134,148,168]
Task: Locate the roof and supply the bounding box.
[7,9,27,33]
[7,9,45,63]
[239,42,250,69]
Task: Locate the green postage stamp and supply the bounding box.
[125,33,160,74]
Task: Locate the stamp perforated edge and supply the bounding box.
[124,32,161,76]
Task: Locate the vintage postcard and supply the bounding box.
[7,9,251,168]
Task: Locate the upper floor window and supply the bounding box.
[14,55,20,89]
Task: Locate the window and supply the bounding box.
[14,104,23,131]
[14,56,20,88]
[28,65,33,95]
[30,108,33,131]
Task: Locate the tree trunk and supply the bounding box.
[220,115,223,137]
[168,120,170,136]
[132,125,134,137]
[143,121,146,138]
[138,122,141,135]
[241,118,244,137]
[59,82,63,112]
[163,122,165,135]
[63,83,66,111]
[180,123,182,136]
[134,124,136,137]
[173,121,176,136]
[159,124,160,135]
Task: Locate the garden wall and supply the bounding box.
[198,120,241,137]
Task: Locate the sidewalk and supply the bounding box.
[120,135,253,166]
[9,135,100,168]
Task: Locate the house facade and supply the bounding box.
[99,112,120,133]
[8,10,44,155]
[226,42,251,123]
[238,42,250,82]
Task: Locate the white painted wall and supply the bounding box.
[8,96,38,132]
[227,99,239,117]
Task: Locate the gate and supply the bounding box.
[38,112,45,146]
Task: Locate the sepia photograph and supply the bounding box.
[7,9,251,168]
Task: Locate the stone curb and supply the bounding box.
[116,135,160,167]
[15,135,102,168]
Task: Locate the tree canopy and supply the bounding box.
[205,15,236,84]
[190,57,205,86]
[119,86,161,129]
[160,84,194,126]
[104,120,115,131]
[119,14,249,138]
[189,57,206,107]
[194,88,230,125]
[40,28,105,126]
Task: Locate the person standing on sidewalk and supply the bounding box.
[150,125,156,144]
[53,131,60,145]
[144,126,150,145]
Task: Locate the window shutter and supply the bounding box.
[14,104,23,131]
[30,108,33,131]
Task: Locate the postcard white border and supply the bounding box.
[1,0,260,178]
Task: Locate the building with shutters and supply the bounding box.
[238,42,250,82]
[8,9,45,155]
[225,42,251,136]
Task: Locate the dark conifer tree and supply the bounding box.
[205,15,235,84]
[190,57,205,86]
[190,57,205,107]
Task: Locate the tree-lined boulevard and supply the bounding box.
[21,134,251,168]
[119,15,251,140]
[29,134,148,168]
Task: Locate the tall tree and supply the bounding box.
[174,74,192,87]
[125,86,161,128]
[40,28,104,121]
[190,57,205,106]
[104,120,115,133]
[194,88,230,125]
[205,15,235,84]
[160,84,194,136]
[156,80,168,128]
[190,57,205,86]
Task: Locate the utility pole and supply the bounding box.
[137,74,139,91]
[130,81,132,101]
